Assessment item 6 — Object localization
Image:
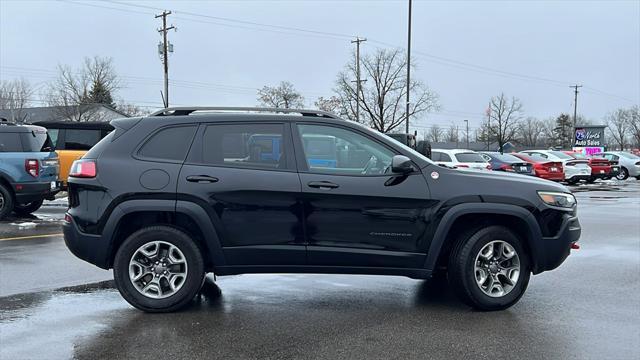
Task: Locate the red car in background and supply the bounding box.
[563,151,613,183]
[511,153,565,181]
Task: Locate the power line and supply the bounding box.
[58,0,638,102]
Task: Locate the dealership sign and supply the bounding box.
[575,126,606,147]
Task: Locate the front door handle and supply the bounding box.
[186,175,219,183]
[307,181,339,190]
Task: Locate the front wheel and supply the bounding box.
[13,199,44,215]
[616,167,629,180]
[113,226,205,312]
[448,226,530,311]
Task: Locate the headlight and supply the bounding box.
[538,191,576,208]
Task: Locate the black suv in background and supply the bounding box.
[63,107,581,312]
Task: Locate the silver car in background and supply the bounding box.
[593,151,640,180]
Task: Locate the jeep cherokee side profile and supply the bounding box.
[63,107,581,312]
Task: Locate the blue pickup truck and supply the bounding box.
[0,120,61,219]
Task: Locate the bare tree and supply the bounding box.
[116,101,150,117]
[540,117,557,148]
[46,56,121,121]
[0,78,33,123]
[427,125,444,142]
[624,105,640,148]
[334,48,439,133]
[257,81,304,109]
[314,96,342,115]
[445,124,459,143]
[606,108,630,150]
[488,93,523,153]
[517,117,543,147]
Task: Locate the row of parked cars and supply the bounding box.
[429,148,640,184]
[0,119,112,220]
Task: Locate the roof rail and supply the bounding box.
[149,106,340,119]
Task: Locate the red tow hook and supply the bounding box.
[570,242,580,250]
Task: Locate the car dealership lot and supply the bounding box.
[1,181,639,360]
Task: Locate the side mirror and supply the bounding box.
[391,155,415,174]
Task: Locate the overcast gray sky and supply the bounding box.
[1,0,639,133]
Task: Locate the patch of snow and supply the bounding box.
[10,222,37,229]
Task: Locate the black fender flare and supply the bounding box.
[101,199,226,267]
[423,203,543,272]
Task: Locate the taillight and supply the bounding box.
[457,164,469,168]
[25,159,39,177]
[486,164,493,170]
[69,160,96,178]
[499,164,513,172]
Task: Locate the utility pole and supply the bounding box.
[351,37,367,122]
[570,84,583,149]
[464,119,469,148]
[405,0,412,134]
[156,10,176,108]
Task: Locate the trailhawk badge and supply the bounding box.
[431,171,440,179]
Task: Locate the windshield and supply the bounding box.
[358,124,437,165]
[570,153,586,159]
[619,152,640,159]
[549,151,574,160]
[455,152,486,163]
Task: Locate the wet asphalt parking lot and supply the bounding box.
[1,181,639,360]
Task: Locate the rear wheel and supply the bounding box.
[13,199,44,215]
[448,226,530,311]
[113,226,205,312]
[0,184,14,220]
[586,177,596,184]
[616,167,629,180]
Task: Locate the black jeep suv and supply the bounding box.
[64,107,581,312]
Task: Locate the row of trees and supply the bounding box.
[257,48,440,133]
[0,56,147,122]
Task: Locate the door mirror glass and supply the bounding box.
[391,155,414,174]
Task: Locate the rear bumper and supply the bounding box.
[536,214,581,273]
[12,181,62,203]
[63,216,111,269]
[536,172,565,181]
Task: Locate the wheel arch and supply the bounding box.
[103,199,225,271]
[424,203,544,274]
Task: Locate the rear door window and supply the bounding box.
[62,129,102,150]
[138,125,197,162]
[201,123,287,170]
[455,152,486,163]
[0,133,23,152]
[440,153,452,162]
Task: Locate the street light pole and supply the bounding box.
[405,0,412,134]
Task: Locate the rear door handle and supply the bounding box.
[307,181,339,190]
[186,175,219,183]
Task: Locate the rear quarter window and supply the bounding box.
[138,125,197,162]
[0,132,23,152]
[61,129,102,150]
[21,131,54,152]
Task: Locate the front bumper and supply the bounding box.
[13,181,63,203]
[536,213,581,273]
[63,216,111,269]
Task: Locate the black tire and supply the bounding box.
[586,177,596,184]
[13,199,44,215]
[113,226,205,312]
[0,183,14,220]
[448,225,530,311]
[565,178,579,185]
[616,167,629,180]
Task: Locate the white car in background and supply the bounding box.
[430,149,491,171]
[520,150,591,184]
[593,151,640,180]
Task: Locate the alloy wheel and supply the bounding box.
[128,241,188,299]
[0,192,4,211]
[474,240,521,297]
